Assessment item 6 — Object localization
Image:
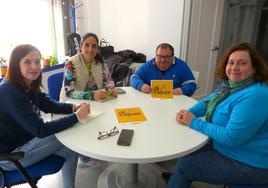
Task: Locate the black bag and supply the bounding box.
[112,62,130,83]
[117,50,146,63]
[105,54,131,84]
[100,39,114,59]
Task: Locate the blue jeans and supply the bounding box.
[0,135,78,188]
[167,143,268,188]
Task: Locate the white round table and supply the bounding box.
[56,87,208,188]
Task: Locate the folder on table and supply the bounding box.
[115,107,147,124]
[151,80,173,99]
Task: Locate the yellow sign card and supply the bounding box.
[151,80,173,99]
[115,107,147,124]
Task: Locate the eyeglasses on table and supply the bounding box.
[98,126,119,140]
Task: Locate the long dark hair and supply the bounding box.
[216,42,268,82]
[80,33,104,64]
[7,44,42,93]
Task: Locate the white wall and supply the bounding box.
[76,0,101,36]
[76,0,184,60]
[146,0,184,59]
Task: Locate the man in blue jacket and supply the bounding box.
[130,43,196,96]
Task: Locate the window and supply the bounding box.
[0,0,66,62]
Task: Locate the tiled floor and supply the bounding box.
[13,160,224,188]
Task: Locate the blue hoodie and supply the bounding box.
[130,57,196,96]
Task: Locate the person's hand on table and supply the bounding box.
[176,109,195,126]
[73,102,89,112]
[106,87,117,97]
[173,88,183,95]
[75,103,90,122]
[93,90,110,100]
[141,84,152,93]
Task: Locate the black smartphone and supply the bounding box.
[117,129,134,146]
[115,87,126,94]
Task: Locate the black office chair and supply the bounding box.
[0,151,64,188]
[224,184,268,188]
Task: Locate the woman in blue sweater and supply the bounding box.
[168,43,268,187]
[0,44,90,188]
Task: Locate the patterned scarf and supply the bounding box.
[205,76,254,122]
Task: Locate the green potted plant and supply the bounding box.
[48,55,58,66]
[0,56,8,77]
[42,55,58,68]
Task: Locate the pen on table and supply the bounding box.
[88,96,92,105]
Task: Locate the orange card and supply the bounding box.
[151,80,173,99]
[115,107,147,124]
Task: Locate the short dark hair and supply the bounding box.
[80,32,104,64]
[156,43,174,56]
[216,42,268,82]
[7,44,42,93]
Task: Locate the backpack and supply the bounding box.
[67,33,81,56]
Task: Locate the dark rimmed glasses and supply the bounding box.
[156,54,173,62]
[97,126,119,140]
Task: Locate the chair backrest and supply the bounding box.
[192,70,200,89]
[0,153,64,187]
[47,72,64,101]
[192,71,199,83]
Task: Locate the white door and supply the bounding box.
[184,0,225,99]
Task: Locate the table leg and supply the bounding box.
[97,163,166,188]
[126,163,138,184]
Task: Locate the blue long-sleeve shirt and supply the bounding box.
[0,79,78,153]
[189,82,268,169]
[130,57,197,96]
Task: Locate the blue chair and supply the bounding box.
[225,184,268,188]
[47,72,64,101]
[0,152,64,188]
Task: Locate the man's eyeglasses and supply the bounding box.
[156,55,173,61]
[97,126,119,140]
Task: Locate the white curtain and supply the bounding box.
[0,0,67,63]
[51,0,67,62]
